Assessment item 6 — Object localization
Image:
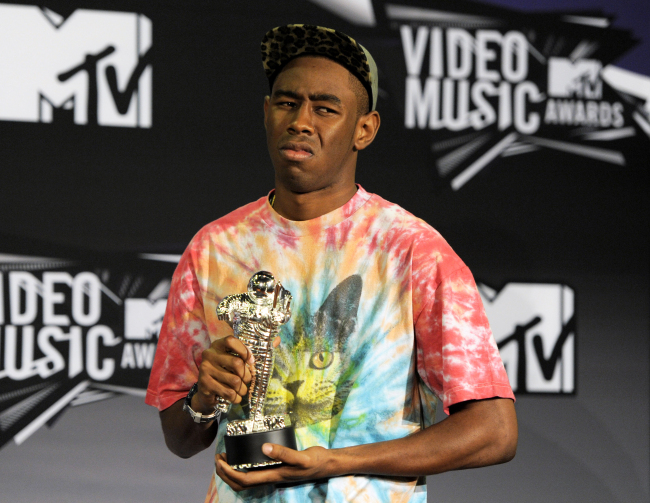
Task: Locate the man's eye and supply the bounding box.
[316,106,334,114]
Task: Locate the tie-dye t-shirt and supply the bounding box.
[146,186,514,503]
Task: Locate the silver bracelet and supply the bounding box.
[182,383,222,423]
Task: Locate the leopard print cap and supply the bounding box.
[261,24,378,111]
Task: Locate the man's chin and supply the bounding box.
[275,172,326,195]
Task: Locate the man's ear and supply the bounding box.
[354,111,381,151]
[263,95,270,130]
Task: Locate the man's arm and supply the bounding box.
[215,397,517,491]
[159,398,220,459]
[159,335,255,459]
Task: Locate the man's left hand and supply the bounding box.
[214,398,517,491]
[215,444,335,491]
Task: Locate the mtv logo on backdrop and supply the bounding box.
[124,298,166,340]
[479,282,575,394]
[548,57,603,100]
[0,4,151,127]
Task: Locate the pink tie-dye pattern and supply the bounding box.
[414,261,512,413]
[145,186,514,502]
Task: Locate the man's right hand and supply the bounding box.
[159,334,254,458]
[159,334,279,458]
[192,335,256,414]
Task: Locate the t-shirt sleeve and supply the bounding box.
[412,231,514,415]
[145,243,212,411]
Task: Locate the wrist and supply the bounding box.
[328,443,373,477]
[190,391,214,415]
[183,383,221,424]
[325,447,352,478]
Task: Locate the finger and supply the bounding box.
[214,379,246,405]
[194,376,242,407]
[217,457,285,489]
[209,336,253,368]
[206,362,250,396]
[213,353,253,384]
[215,455,246,492]
[219,460,300,489]
[221,336,256,370]
[198,360,253,408]
[201,346,251,391]
[198,359,250,400]
[214,451,227,470]
[261,443,309,467]
[272,336,281,348]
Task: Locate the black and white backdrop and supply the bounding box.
[0,1,648,501]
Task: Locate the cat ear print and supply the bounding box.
[317,275,362,318]
[314,275,363,342]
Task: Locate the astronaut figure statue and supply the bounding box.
[216,271,295,469]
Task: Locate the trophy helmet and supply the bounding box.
[247,271,276,302]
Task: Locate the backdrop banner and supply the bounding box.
[0,236,176,449]
[0,1,647,502]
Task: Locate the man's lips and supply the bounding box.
[279,142,314,161]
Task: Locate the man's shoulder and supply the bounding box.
[365,190,441,238]
[191,195,268,242]
[366,191,463,271]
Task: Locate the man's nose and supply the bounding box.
[288,104,314,135]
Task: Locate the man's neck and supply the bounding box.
[271,183,358,221]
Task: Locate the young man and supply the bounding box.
[146,24,517,502]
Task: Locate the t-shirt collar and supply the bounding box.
[261,184,372,236]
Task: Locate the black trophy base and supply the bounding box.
[225,426,297,471]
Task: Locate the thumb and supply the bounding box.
[262,443,278,458]
[262,443,304,465]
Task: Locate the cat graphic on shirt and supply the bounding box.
[264,275,362,430]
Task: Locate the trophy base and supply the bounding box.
[225,426,297,471]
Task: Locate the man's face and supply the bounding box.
[264,56,362,194]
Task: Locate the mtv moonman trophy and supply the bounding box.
[215,271,296,470]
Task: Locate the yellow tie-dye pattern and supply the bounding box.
[146,186,513,503]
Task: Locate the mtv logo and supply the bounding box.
[0,4,151,127]
[479,282,575,393]
[548,57,602,99]
[124,299,167,340]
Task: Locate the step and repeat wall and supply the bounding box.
[0,1,648,502]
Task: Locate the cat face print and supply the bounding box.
[264,275,362,428]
